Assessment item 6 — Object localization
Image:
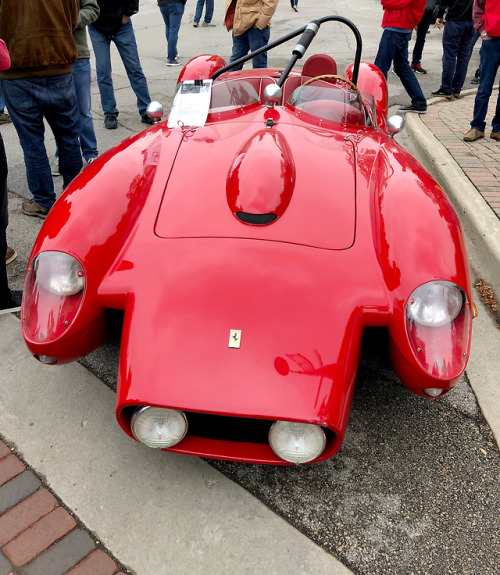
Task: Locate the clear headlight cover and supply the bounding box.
[131,407,188,449]
[407,281,463,327]
[22,252,86,343]
[34,251,85,296]
[269,421,326,464]
[405,281,470,380]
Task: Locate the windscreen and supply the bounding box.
[288,83,368,126]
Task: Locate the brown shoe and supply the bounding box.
[22,199,49,219]
[463,128,485,142]
[491,132,500,141]
[5,246,17,265]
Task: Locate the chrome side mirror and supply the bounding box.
[387,115,405,137]
[146,101,164,123]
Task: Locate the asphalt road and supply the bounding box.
[77,327,499,575]
[3,1,498,574]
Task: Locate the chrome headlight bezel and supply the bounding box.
[131,406,188,449]
[269,420,326,464]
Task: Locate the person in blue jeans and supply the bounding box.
[54,0,100,175]
[431,0,475,99]
[290,0,299,11]
[89,1,152,129]
[464,0,500,142]
[158,0,186,66]
[0,0,83,218]
[224,0,278,70]
[468,30,482,84]
[193,0,215,27]
[374,0,427,114]
[72,0,100,163]
[411,0,439,74]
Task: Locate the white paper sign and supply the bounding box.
[167,80,213,128]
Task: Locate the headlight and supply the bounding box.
[34,252,85,296]
[407,281,463,327]
[269,421,326,464]
[423,388,445,397]
[131,407,188,449]
[404,280,471,381]
[22,251,86,343]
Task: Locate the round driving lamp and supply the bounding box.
[131,406,188,449]
[269,421,326,464]
[423,388,445,397]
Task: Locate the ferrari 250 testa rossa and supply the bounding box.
[21,16,473,465]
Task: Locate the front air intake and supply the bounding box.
[236,211,277,225]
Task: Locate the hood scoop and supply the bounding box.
[226,129,296,225]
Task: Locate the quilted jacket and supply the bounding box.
[224,0,278,37]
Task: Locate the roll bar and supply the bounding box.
[211,15,362,87]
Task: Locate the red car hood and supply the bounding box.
[154,120,356,250]
[107,236,387,432]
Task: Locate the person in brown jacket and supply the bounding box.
[224,0,278,69]
[0,0,82,219]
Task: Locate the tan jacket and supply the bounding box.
[225,0,278,37]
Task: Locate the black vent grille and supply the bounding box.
[186,412,272,444]
[236,211,277,225]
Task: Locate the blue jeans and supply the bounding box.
[375,30,427,109]
[469,31,482,73]
[2,75,82,209]
[470,38,500,133]
[56,58,98,162]
[412,8,434,65]
[88,20,151,117]
[159,3,185,62]
[73,58,98,161]
[1,133,9,303]
[0,85,5,113]
[230,27,271,70]
[440,20,475,94]
[194,0,213,24]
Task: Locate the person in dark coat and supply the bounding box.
[88,0,152,129]
[431,0,475,98]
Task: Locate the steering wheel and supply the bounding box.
[302,74,362,104]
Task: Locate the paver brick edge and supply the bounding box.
[0,433,133,574]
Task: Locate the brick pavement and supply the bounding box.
[0,438,130,575]
[420,91,500,219]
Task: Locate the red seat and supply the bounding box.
[282,55,339,103]
[302,54,337,79]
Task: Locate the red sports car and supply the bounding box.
[21,16,474,465]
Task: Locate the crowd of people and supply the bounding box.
[375,0,499,144]
[0,0,499,313]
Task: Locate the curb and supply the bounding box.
[405,103,500,299]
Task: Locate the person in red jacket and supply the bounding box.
[374,0,428,113]
[463,0,500,142]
